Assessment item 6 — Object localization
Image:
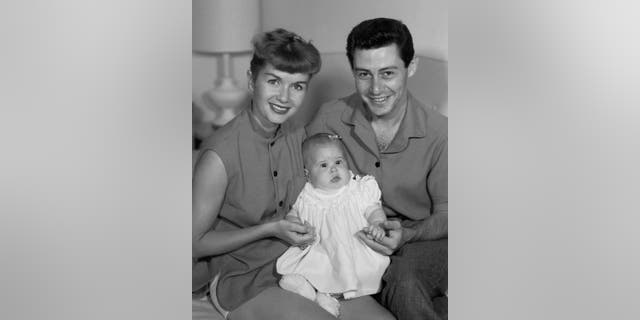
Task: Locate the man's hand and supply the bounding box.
[356,220,408,255]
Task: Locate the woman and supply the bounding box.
[192,29,394,320]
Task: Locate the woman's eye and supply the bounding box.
[293,84,305,91]
[267,79,279,85]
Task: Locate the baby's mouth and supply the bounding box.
[330,176,341,183]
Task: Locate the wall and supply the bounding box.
[261,0,447,59]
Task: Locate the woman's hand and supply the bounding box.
[271,217,316,248]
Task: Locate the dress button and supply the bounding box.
[273,171,278,177]
[375,161,380,168]
[279,200,284,207]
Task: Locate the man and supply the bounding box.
[306,18,448,320]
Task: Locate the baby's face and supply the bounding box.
[305,144,350,191]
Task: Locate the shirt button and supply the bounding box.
[375,161,380,168]
[273,171,278,177]
[279,200,284,207]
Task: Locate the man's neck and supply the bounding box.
[369,98,409,151]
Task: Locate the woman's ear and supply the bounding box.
[246,70,254,93]
[303,169,310,180]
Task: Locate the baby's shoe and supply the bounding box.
[279,274,317,301]
[316,292,341,317]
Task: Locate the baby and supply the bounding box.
[276,133,390,317]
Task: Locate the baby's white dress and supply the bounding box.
[276,174,390,299]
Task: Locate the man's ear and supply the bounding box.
[246,70,254,93]
[407,56,419,78]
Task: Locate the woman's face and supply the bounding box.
[249,63,311,125]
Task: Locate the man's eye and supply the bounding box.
[382,71,395,78]
[357,72,370,79]
[267,79,279,85]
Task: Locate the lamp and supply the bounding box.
[193,0,260,127]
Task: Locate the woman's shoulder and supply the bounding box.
[199,111,249,152]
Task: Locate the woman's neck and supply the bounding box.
[250,103,279,138]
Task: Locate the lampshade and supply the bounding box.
[193,0,260,53]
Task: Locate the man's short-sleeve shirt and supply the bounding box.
[306,92,447,221]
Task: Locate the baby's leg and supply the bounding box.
[279,274,317,301]
[279,274,341,317]
[315,292,341,317]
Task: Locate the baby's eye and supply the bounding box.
[335,160,342,165]
[320,163,327,168]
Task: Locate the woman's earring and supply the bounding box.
[247,70,254,93]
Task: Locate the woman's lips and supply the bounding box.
[269,103,290,114]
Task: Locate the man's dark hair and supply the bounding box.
[346,17,415,69]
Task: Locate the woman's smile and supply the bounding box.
[269,102,291,114]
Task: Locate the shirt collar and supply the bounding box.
[247,101,287,142]
[340,92,427,153]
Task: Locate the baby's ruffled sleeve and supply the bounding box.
[358,175,382,206]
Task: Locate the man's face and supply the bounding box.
[352,44,416,119]
[306,144,350,191]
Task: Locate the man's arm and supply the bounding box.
[357,137,448,254]
[357,213,447,256]
[401,212,447,243]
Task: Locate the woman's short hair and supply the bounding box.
[250,28,321,80]
[346,17,415,69]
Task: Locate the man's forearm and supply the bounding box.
[403,213,448,243]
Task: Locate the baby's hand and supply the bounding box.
[363,224,385,242]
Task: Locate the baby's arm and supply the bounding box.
[363,205,387,242]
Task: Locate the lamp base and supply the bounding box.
[201,77,248,127]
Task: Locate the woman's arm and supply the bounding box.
[192,150,315,259]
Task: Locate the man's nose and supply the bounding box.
[370,77,382,95]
